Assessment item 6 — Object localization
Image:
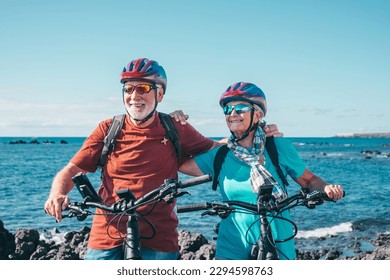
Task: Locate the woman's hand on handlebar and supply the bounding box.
[44,195,70,222]
[324,184,344,201]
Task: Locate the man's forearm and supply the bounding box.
[50,162,83,196]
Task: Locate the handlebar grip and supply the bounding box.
[307,190,346,202]
[177,202,211,213]
[178,174,212,188]
[324,190,346,201]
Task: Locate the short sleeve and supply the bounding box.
[274,137,306,179]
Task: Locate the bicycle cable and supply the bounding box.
[104,211,157,242]
[243,208,298,254]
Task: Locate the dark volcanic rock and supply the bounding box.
[0,221,15,259]
[10,228,40,260]
[178,230,215,260]
[0,220,388,260]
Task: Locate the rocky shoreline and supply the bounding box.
[1,220,388,260]
[7,139,68,144]
[335,132,390,138]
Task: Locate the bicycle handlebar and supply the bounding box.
[179,174,213,188]
[176,189,345,261]
[134,174,212,207]
[65,174,212,218]
[176,202,214,213]
[63,173,212,260]
[177,189,345,215]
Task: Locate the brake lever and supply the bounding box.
[201,210,217,216]
[306,190,323,200]
[304,191,326,209]
[201,209,231,218]
[163,189,190,204]
[203,205,233,219]
[63,209,89,221]
[304,200,324,209]
[217,209,232,219]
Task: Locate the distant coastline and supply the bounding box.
[2,133,390,141]
[334,132,390,138]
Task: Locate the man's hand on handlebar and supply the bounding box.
[44,195,70,222]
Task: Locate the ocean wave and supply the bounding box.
[321,152,344,157]
[292,142,306,146]
[296,222,353,239]
[40,229,67,245]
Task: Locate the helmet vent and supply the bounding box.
[233,82,241,91]
[137,59,147,71]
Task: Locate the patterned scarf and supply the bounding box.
[227,126,287,201]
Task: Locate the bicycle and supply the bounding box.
[62,172,212,260]
[177,182,345,260]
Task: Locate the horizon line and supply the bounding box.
[1,134,390,139]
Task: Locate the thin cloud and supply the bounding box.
[0,97,119,136]
[298,107,333,115]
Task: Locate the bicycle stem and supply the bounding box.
[124,213,142,260]
[252,206,279,260]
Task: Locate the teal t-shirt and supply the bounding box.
[194,137,306,260]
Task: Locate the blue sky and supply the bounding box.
[0,0,389,137]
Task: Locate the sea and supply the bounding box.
[1,136,389,258]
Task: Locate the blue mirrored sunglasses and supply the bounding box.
[223,103,253,115]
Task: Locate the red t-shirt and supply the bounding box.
[71,112,213,252]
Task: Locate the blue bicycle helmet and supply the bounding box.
[219,82,267,116]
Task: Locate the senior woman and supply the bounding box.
[179,82,344,260]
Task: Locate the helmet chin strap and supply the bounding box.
[230,109,259,143]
